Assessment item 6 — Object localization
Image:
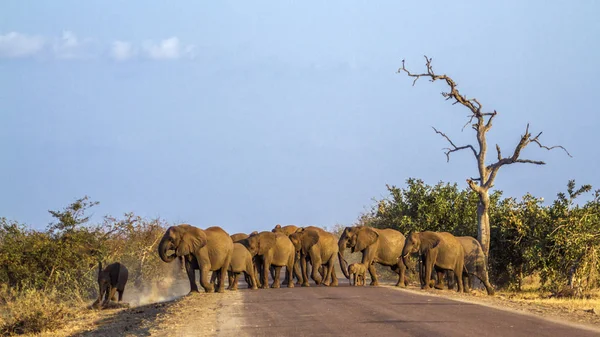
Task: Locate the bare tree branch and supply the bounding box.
[495,144,502,161]
[399,56,482,117]
[466,179,485,194]
[530,132,573,157]
[432,127,478,161]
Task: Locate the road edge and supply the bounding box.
[383,285,600,334]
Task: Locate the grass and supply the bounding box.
[0,285,81,336]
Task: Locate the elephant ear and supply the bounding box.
[177,226,208,256]
[355,227,379,252]
[258,232,277,255]
[301,230,319,254]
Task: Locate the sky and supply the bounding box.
[1,1,599,234]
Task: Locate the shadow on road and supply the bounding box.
[70,297,183,337]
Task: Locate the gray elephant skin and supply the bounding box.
[93,262,128,309]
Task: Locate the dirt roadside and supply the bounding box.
[385,285,600,330]
[32,290,241,337]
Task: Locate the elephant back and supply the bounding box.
[375,228,406,258]
[204,226,234,267]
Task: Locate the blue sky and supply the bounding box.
[1,1,599,234]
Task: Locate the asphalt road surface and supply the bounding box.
[215,284,599,337]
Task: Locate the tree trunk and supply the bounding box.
[477,191,491,259]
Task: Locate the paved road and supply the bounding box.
[215,284,599,337]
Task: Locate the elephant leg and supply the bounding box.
[229,273,240,291]
[217,263,229,293]
[311,255,323,285]
[477,270,495,295]
[227,271,235,290]
[300,255,310,287]
[294,255,303,285]
[455,262,465,293]
[199,266,215,293]
[117,289,124,302]
[395,259,407,287]
[368,263,379,286]
[272,266,282,288]
[226,271,233,290]
[261,258,271,289]
[435,270,445,290]
[248,268,259,290]
[424,251,437,289]
[328,258,338,287]
[462,273,470,293]
[185,259,200,293]
[253,257,262,288]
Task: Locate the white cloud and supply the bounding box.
[53,30,96,59]
[110,40,135,61]
[143,37,195,60]
[0,32,45,58]
[0,32,197,61]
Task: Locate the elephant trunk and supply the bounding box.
[338,236,351,279]
[158,235,176,263]
[338,251,350,279]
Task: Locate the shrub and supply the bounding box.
[0,285,76,336]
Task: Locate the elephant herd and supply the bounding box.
[156,224,495,296]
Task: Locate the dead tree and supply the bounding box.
[398,56,571,258]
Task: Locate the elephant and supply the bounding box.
[402,231,466,293]
[442,236,495,295]
[209,232,258,288]
[230,232,249,242]
[238,231,295,288]
[226,242,259,290]
[348,263,367,286]
[272,224,305,285]
[272,224,299,236]
[92,262,128,309]
[289,226,339,287]
[338,226,407,287]
[158,224,233,293]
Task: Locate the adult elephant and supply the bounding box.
[210,232,258,288]
[289,226,339,287]
[239,231,295,289]
[443,236,494,295]
[272,224,299,236]
[402,231,466,293]
[272,224,304,285]
[338,226,407,287]
[158,224,233,293]
[226,242,259,290]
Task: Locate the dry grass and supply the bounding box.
[0,286,81,336]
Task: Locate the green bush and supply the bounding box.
[361,178,600,292]
[0,197,176,335]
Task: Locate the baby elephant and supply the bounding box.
[348,263,367,286]
[93,262,129,309]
